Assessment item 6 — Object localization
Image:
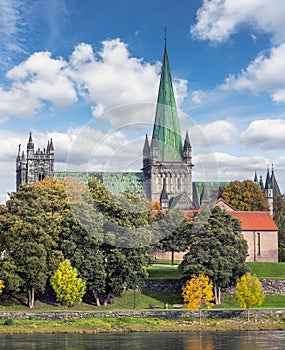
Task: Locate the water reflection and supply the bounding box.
[0,331,285,350]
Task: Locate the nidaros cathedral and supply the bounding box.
[16,41,281,211]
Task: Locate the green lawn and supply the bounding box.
[247,262,285,279]
[1,291,285,312]
[154,259,180,265]
[147,266,184,280]
[148,262,285,280]
[216,293,285,310]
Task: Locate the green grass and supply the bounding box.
[2,291,285,313]
[214,293,285,310]
[154,259,180,265]
[147,266,184,280]
[247,262,285,279]
[148,262,285,280]
[1,315,285,334]
[0,291,183,312]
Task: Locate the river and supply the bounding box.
[0,331,285,349]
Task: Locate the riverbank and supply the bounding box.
[0,311,285,335]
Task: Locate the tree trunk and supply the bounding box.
[247,308,250,321]
[92,289,101,306]
[103,292,111,306]
[217,287,221,305]
[214,285,221,304]
[171,250,174,265]
[199,308,202,325]
[28,288,35,309]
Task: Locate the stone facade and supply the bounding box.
[16,132,54,190]
[243,231,278,262]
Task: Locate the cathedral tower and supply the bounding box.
[142,40,193,208]
[16,132,54,190]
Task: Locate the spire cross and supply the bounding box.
[164,27,167,44]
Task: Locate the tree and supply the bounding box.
[158,214,193,265]
[0,180,66,307]
[273,195,285,261]
[0,280,4,295]
[222,180,268,211]
[179,206,249,304]
[182,274,214,324]
[88,180,152,305]
[235,272,265,321]
[50,259,86,306]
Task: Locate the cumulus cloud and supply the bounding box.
[191,90,206,105]
[194,151,278,183]
[0,39,188,124]
[222,44,285,103]
[190,119,237,148]
[191,0,285,44]
[240,119,285,149]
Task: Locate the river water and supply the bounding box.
[0,331,285,350]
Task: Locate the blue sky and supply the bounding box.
[1,0,285,202]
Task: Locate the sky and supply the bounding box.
[1,0,285,202]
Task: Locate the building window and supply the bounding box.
[177,178,181,191]
[257,232,261,256]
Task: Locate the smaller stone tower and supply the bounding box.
[16,132,54,190]
[255,165,282,216]
[264,168,273,216]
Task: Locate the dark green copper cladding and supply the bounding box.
[152,43,183,162]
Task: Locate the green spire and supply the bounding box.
[151,40,183,162]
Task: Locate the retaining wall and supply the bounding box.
[143,279,285,294]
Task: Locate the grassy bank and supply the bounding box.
[1,291,285,312]
[0,315,285,334]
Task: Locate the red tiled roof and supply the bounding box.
[228,211,278,231]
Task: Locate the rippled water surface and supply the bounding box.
[1,331,285,349]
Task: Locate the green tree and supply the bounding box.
[182,274,214,324]
[0,180,66,307]
[158,214,193,265]
[50,259,86,306]
[88,180,152,305]
[235,272,265,321]
[273,195,285,261]
[222,180,268,211]
[179,206,249,304]
[59,221,106,306]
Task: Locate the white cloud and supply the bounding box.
[194,151,280,184]
[190,119,237,147]
[240,119,285,149]
[0,0,31,56]
[191,0,285,44]
[0,39,188,124]
[69,40,187,126]
[191,90,206,105]
[7,52,78,108]
[222,44,285,103]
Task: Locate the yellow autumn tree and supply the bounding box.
[182,274,214,324]
[236,272,265,321]
[0,280,4,295]
[51,259,86,307]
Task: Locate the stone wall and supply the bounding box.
[143,278,285,295]
[1,309,285,320]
